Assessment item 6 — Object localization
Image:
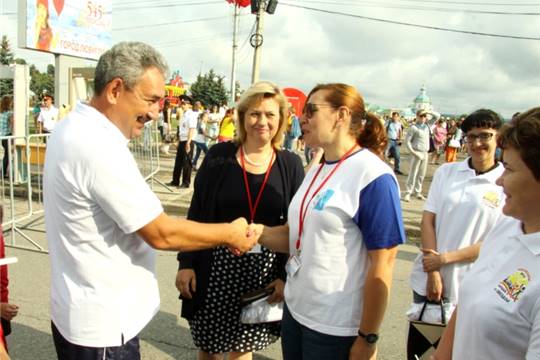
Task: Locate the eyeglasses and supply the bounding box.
[302,103,335,117]
[465,132,495,143]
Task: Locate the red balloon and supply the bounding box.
[53,0,64,15]
[226,0,250,8]
[283,88,307,116]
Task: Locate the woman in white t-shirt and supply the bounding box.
[433,107,540,359]
[260,83,405,359]
[409,109,505,311]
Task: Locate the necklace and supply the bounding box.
[241,145,273,167]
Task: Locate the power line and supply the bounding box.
[286,0,540,15]
[114,14,248,31]
[114,1,222,11]
[374,0,540,6]
[295,0,540,5]
[281,2,540,40]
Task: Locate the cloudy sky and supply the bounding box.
[1,0,539,118]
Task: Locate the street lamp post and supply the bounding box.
[250,0,277,84]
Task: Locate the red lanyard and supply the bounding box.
[296,144,358,252]
[240,146,276,223]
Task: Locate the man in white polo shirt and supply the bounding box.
[169,100,200,188]
[43,42,258,360]
[37,93,59,134]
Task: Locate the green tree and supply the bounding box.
[29,64,54,99]
[189,69,228,108]
[0,35,14,65]
[0,35,15,97]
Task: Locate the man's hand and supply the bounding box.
[226,218,261,255]
[265,279,285,304]
[176,269,196,299]
[349,337,377,360]
[426,271,443,302]
[421,248,447,272]
[0,303,19,321]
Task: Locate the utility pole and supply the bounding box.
[230,3,240,105]
[250,0,266,84]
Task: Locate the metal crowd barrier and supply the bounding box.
[2,119,169,253]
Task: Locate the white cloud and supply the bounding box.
[2,0,539,118]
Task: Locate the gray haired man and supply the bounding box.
[44,42,259,359]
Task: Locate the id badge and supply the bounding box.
[285,255,301,277]
[247,243,262,254]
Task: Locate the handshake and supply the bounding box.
[227,218,265,256]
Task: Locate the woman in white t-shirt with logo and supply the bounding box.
[433,107,540,359]
[260,83,406,359]
[409,109,505,313]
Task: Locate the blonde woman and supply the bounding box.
[176,81,304,360]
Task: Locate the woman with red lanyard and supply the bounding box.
[261,83,406,359]
[175,81,304,360]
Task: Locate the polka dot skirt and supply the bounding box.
[188,246,281,354]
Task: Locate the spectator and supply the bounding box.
[37,94,58,134]
[0,96,13,177]
[386,111,405,175]
[191,112,210,171]
[402,109,433,202]
[430,119,447,165]
[218,108,236,143]
[169,100,200,188]
[0,205,18,355]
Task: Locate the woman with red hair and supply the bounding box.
[260,83,405,359]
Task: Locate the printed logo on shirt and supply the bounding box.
[482,191,501,208]
[494,268,531,303]
[313,189,334,210]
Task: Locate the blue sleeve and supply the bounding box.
[353,173,406,250]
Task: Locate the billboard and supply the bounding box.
[22,0,111,60]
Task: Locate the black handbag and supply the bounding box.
[407,300,447,360]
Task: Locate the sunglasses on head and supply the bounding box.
[302,103,334,117]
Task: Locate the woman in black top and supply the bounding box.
[176,81,304,360]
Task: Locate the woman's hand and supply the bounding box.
[176,269,196,299]
[349,337,377,360]
[265,279,285,304]
[421,248,447,272]
[426,271,443,302]
[0,303,19,321]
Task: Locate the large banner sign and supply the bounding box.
[24,0,111,60]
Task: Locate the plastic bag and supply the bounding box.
[240,296,283,324]
[406,301,455,324]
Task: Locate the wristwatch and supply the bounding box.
[358,330,379,344]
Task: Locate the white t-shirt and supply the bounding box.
[179,110,199,141]
[453,216,540,359]
[285,149,406,336]
[44,102,163,347]
[409,160,505,304]
[38,106,59,132]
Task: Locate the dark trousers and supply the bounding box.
[171,140,193,186]
[281,304,356,360]
[192,141,208,167]
[1,138,9,177]
[52,322,140,360]
[388,139,401,171]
